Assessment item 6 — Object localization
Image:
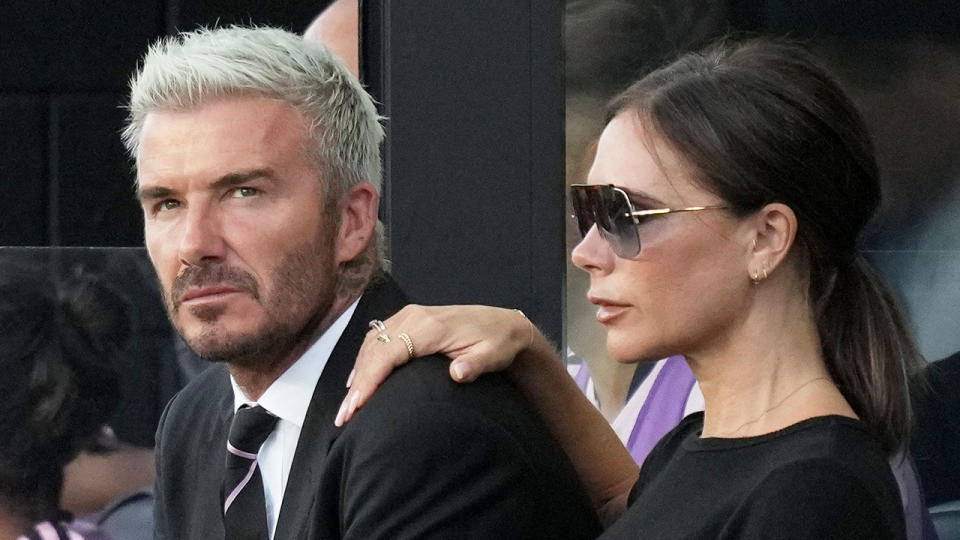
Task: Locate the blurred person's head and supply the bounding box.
[123,27,382,380]
[810,37,960,245]
[0,265,126,532]
[565,0,726,101]
[304,0,360,76]
[571,37,922,449]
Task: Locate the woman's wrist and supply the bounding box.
[506,320,557,385]
[512,308,534,353]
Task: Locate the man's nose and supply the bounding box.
[178,206,227,267]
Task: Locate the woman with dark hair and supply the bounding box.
[0,264,127,540]
[339,37,922,538]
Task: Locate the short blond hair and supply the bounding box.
[122,25,383,200]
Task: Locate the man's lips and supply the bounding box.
[180,286,245,303]
[587,294,631,323]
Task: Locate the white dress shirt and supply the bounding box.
[230,298,359,539]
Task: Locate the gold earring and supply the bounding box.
[750,269,761,285]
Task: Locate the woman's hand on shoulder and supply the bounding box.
[334,304,534,426]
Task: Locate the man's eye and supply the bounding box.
[155,200,180,213]
[231,187,259,198]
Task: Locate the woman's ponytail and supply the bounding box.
[815,255,924,451]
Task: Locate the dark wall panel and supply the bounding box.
[170,1,326,33]
[0,1,162,92]
[0,97,47,245]
[1,1,322,248]
[51,94,141,246]
[367,0,566,342]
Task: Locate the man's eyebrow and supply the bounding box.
[137,186,173,202]
[210,168,276,190]
[136,168,277,202]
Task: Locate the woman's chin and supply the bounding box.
[605,335,670,365]
[605,340,648,364]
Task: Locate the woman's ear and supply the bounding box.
[745,202,797,283]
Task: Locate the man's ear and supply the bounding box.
[745,202,797,281]
[335,182,378,264]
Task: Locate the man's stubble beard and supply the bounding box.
[166,228,339,371]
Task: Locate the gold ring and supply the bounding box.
[369,319,387,332]
[398,332,415,359]
[377,332,391,343]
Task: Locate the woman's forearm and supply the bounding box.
[507,330,639,524]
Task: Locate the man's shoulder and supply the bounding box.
[334,354,555,453]
[322,356,603,539]
[355,355,524,418]
[160,362,231,427]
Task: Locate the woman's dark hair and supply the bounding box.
[608,36,923,450]
[0,263,128,522]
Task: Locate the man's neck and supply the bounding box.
[230,289,365,401]
[229,256,377,400]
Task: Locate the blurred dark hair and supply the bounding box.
[0,263,128,522]
[608,36,924,450]
[565,0,727,99]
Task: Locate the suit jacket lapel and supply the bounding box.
[273,276,408,538]
[186,366,234,538]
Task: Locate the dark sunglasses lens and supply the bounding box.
[604,189,641,258]
[570,185,641,258]
[570,186,593,238]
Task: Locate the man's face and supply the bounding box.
[137,97,340,366]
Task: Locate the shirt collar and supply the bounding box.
[231,297,361,427]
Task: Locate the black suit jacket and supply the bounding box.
[154,276,601,539]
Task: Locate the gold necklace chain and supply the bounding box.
[721,376,834,437]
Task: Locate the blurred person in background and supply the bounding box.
[304,0,359,77]
[0,263,129,540]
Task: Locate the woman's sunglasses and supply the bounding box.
[569,184,727,258]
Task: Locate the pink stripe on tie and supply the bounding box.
[224,458,260,513]
[227,440,259,460]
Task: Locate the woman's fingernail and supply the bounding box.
[334,399,348,427]
[452,363,465,381]
[346,368,355,388]
[344,391,361,423]
[349,391,360,412]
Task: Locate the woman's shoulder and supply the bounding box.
[637,415,897,498]
[727,416,904,538]
[730,453,905,539]
[625,415,905,539]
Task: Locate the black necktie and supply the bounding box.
[223,405,279,540]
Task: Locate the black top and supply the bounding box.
[601,413,905,539]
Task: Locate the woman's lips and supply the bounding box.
[588,295,631,323]
[595,304,629,323]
